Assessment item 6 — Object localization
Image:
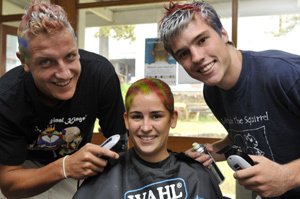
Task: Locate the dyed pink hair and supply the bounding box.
[17,0,75,59]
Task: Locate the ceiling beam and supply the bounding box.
[89,7,114,22]
[0,14,22,22]
[77,0,169,9]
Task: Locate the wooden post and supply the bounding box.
[55,0,78,36]
[232,0,238,47]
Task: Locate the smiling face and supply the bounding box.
[171,14,234,89]
[17,30,81,106]
[124,92,178,163]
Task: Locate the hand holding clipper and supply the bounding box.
[192,142,225,184]
[216,144,262,199]
[216,144,254,171]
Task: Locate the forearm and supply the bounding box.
[0,158,65,199]
[211,135,232,162]
[285,158,300,192]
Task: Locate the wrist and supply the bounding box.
[62,155,69,179]
[285,159,300,190]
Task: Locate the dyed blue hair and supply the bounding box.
[159,1,226,57]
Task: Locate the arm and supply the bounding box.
[96,64,128,149]
[209,134,233,161]
[97,65,126,134]
[0,143,119,199]
[234,155,300,198]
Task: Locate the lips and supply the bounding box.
[140,136,156,141]
[199,61,215,73]
[55,79,71,87]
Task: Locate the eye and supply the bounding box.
[178,50,189,59]
[41,60,50,64]
[152,115,162,119]
[151,112,164,120]
[66,53,75,59]
[132,115,141,119]
[198,37,207,45]
[39,59,51,67]
[130,113,143,120]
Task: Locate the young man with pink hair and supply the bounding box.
[160,1,300,199]
[0,0,127,198]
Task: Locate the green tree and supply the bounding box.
[95,25,136,42]
[270,14,300,37]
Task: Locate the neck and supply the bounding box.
[37,90,61,107]
[135,148,170,163]
[218,46,242,90]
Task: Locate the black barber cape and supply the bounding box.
[73,148,223,199]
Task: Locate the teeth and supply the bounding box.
[200,62,214,73]
[141,137,154,141]
[56,80,70,86]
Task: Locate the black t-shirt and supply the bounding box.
[204,50,300,198]
[73,148,224,199]
[0,49,127,165]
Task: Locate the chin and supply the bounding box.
[55,92,75,101]
[203,77,222,86]
[137,146,154,154]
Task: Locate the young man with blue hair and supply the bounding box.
[160,1,300,198]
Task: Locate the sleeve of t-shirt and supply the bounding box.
[0,111,27,165]
[95,61,127,139]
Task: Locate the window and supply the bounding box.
[82,4,235,197]
[80,3,300,198]
[2,0,26,15]
[81,1,233,139]
[238,14,300,54]
[5,34,20,72]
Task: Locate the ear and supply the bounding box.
[170,110,178,129]
[123,112,129,130]
[221,28,229,44]
[16,52,30,72]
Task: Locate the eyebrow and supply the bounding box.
[174,30,209,58]
[34,48,78,60]
[150,111,164,114]
[129,111,141,115]
[129,110,164,115]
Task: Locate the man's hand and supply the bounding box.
[234,155,292,198]
[185,143,213,167]
[65,143,119,179]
